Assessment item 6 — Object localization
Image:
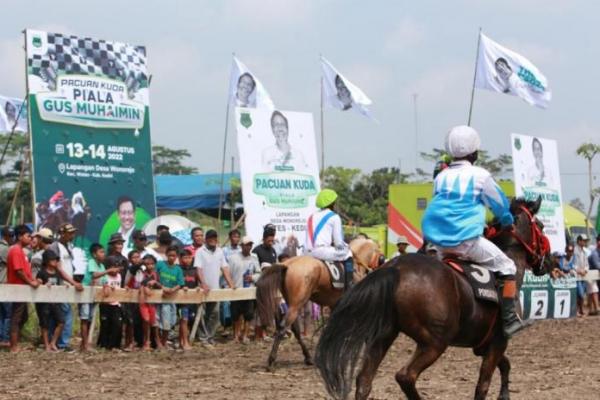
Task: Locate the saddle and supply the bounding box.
[443,258,499,304]
[323,261,345,289]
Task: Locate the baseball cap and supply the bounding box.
[397,236,409,245]
[132,229,147,240]
[58,223,77,233]
[33,228,54,241]
[577,234,589,241]
[108,233,125,244]
[425,243,438,252]
[241,236,254,245]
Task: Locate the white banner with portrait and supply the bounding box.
[235,108,320,253]
[511,134,565,252]
[0,96,28,133]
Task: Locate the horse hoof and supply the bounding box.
[497,394,510,400]
[304,358,314,366]
[266,365,275,373]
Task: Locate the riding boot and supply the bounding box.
[343,257,354,291]
[497,275,533,338]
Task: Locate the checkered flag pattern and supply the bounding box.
[28,32,148,94]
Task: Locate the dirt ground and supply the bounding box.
[0,317,598,400]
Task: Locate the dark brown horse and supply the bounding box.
[256,238,384,371]
[315,197,552,400]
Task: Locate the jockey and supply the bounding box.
[305,189,354,289]
[422,125,532,338]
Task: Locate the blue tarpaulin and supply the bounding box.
[154,173,240,211]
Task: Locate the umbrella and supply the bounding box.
[142,215,199,245]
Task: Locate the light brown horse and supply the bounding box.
[256,238,384,371]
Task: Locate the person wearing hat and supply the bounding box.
[107,233,129,285]
[30,228,54,278]
[48,223,79,350]
[425,243,438,258]
[392,236,410,258]
[422,126,530,338]
[305,188,354,290]
[228,236,261,343]
[130,229,160,260]
[194,229,235,346]
[574,234,597,315]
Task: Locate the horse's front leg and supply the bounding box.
[474,339,508,400]
[496,355,511,400]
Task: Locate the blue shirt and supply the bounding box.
[155,261,184,288]
[422,160,513,247]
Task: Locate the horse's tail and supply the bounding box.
[315,266,400,400]
[255,263,287,328]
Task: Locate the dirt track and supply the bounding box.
[0,317,597,399]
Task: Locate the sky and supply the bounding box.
[0,0,598,208]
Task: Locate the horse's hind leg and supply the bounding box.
[355,332,397,400]
[395,344,445,400]
[290,319,312,365]
[496,355,511,400]
[267,303,301,371]
[474,341,508,400]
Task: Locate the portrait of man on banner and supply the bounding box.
[235,72,257,108]
[261,110,307,173]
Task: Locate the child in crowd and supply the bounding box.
[35,250,66,351]
[80,243,117,352]
[97,256,123,350]
[139,254,163,351]
[123,249,143,350]
[156,245,183,347]
[178,248,197,350]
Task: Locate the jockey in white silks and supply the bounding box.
[305,189,354,289]
[422,125,532,338]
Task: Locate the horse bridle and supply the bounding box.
[486,205,551,272]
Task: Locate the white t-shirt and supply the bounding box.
[228,253,260,288]
[194,245,228,290]
[50,241,74,277]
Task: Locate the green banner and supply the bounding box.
[519,271,577,319]
[26,29,155,270]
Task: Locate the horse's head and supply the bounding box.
[349,238,385,281]
[508,196,552,276]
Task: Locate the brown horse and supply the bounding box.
[256,237,384,371]
[315,197,552,400]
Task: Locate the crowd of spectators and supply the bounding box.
[0,222,318,353]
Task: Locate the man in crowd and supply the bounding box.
[49,223,78,350]
[223,229,242,262]
[0,226,14,347]
[148,225,170,250]
[252,225,278,266]
[30,228,54,277]
[228,236,260,343]
[392,236,409,258]
[7,225,40,352]
[130,229,160,259]
[185,227,204,257]
[585,234,600,316]
[574,234,596,316]
[194,229,235,346]
[107,233,129,285]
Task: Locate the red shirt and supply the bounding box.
[6,244,32,284]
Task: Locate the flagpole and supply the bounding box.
[320,76,325,178]
[217,54,234,226]
[467,27,482,126]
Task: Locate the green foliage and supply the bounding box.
[0,132,33,223]
[152,145,199,175]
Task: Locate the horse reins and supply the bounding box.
[485,205,551,270]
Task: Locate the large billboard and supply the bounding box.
[235,108,320,252]
[25,29,155,271]
[511,134,565,252]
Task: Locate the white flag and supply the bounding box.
[228,56,274,110]
[0,96,28,133]
[475,32,551,108]
[320,56,376,121]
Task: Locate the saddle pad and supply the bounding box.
[324,261,345,289]
[445,260,498,304]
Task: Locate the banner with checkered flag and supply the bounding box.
[25,29,156,267]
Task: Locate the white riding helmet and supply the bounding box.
[445,125,481,158]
